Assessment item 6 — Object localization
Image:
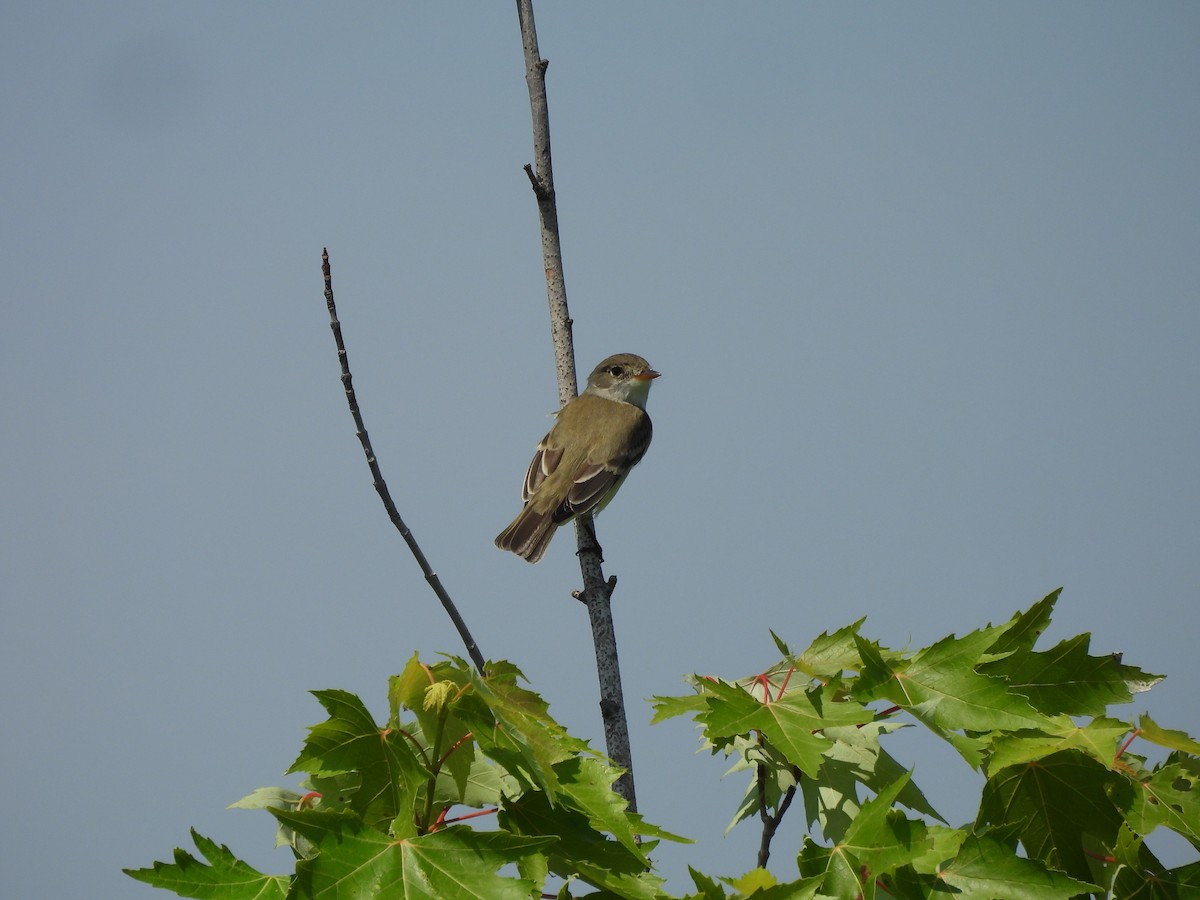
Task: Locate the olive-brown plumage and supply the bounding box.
[495,353,658,563]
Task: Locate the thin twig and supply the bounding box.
[756,761,799,868]
[514,0,637,810]
[322,248,487,675]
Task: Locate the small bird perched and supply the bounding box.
[495,353,659,563]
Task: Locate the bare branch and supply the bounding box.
[514,0,637,809]
[322,248,487,676]
[756,760,799,868]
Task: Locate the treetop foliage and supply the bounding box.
[127,591,1200,898]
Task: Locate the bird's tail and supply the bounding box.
[495,505,558,564]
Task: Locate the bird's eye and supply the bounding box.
[608,366,624,377]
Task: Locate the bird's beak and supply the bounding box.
[636,369,661,381]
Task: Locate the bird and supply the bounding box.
[495,353,659,563]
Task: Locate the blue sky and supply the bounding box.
[3,3,1198,896]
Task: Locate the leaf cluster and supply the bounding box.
[127,653,680,899]
[653,590,1199,898]
[127,592,1200,898]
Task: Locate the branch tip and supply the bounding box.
[320,247,486,676]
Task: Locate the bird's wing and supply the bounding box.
[560,410,652,520]
[521,394,653,523]
[523,433,616,517]
[522,437,561,502]
[562,463,623,519]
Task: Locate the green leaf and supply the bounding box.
[979,749,1132,881]
[227,786,305,811]
[802,721,943,844]
[984,590,1060,657]
[497,790,664,899]
[686,866,727,899]
[723,868,829,898]
[700,678,874,776]
[1170,860,1200,886]
[553,755,661,858]
[938,830,1099,899]
[794,620,866,679]
[298,771,360,813]
[1124,753,1200,845]
[909,824,968,876]
[431,751,506,810]
[1139,714,1200,755]
[726,867,778,893]
[275,808,553,900]
[227,786,320,853]
[770,630,792,658]
[287,689,429,833]
[719,867,825,900]
[650,689,708,724]
[458,661,588,802]
[387,653,428,727]
[742,882,825,899]
[1112,865,1200,899]
[836,773,933,882]
[1095,822,1190,897]
[796,834,863,898]
[388,656,479,811]
[984,716,1131,775]
[980,633,1163,716]
[854,627,1053,756]
[123,829,288,899]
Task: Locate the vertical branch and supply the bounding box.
[517,5,576,406]
[514,0,638,810]
[573,561,635,805]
